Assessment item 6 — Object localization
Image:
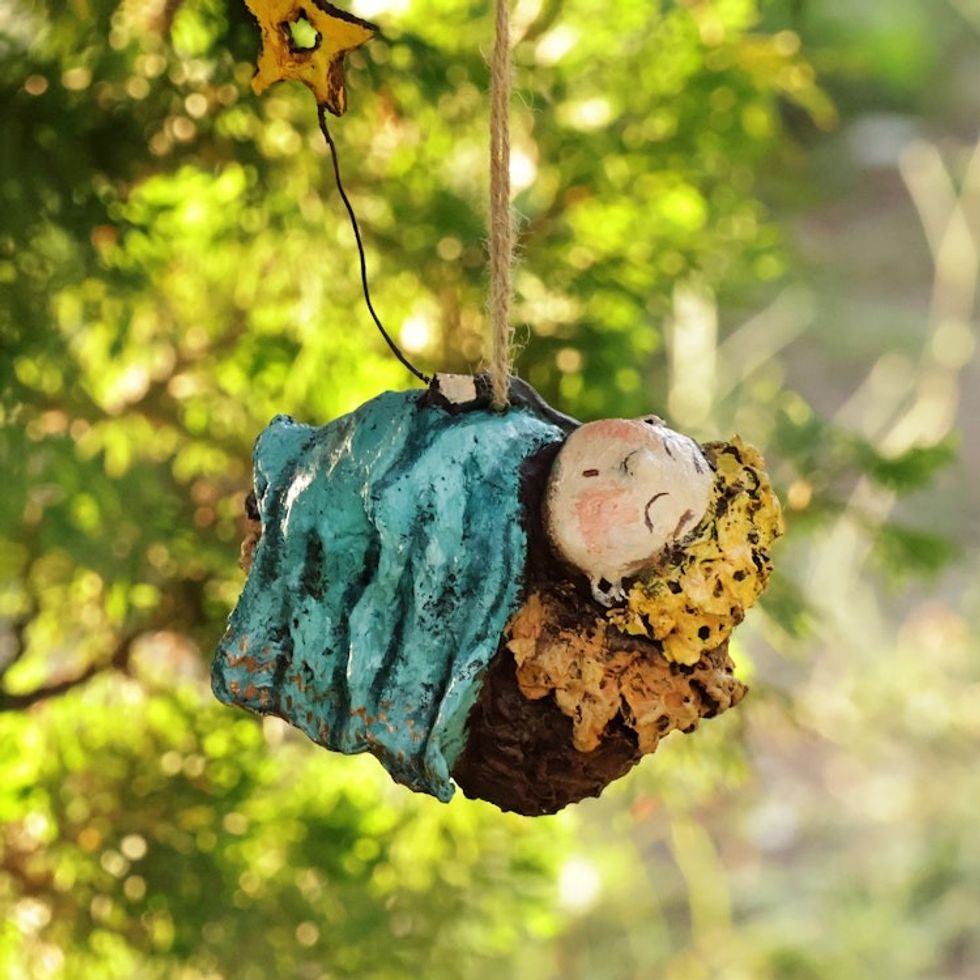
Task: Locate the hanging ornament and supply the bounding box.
[212,0,784,815]
[244,0,376,115]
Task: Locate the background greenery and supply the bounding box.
[2,0,978,976]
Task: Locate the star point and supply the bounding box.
[243,0,377,115]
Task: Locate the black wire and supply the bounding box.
[316,105,431,385]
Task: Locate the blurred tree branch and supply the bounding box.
[0,604,37,682]
[0,631,137,712]
[157,0,187,35]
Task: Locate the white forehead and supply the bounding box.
[557,417,708,471]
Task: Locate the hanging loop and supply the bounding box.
[488,0,515,410]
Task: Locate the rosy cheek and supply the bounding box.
[574,486,638,548]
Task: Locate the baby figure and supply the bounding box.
[215,373,780,814]
[544,417,714,604]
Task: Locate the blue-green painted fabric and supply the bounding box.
[212,389,565,800]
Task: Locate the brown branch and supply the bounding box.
[0,603,36,682]
[156,0,186,35]
[0,633,136,712]
[518,0,563,44]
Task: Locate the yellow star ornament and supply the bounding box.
[243,0,377,115]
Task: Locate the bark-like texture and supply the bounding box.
[453,586,746,815]
[452,647,644,817]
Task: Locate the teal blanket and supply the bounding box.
[212,389,565,800]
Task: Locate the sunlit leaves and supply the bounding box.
[0,670,571,977]
[0,0,966,976]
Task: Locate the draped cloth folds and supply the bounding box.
[212,389,565,800]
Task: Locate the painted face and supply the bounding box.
[545,417,714,604]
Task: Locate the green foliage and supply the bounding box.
[1,0,975,977]
[872,523,960,581]
[0,671,569,978]
[763,399,957,591]
[856,438,958,493]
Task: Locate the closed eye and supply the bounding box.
[621,450,639,476]
[581,468,599,477]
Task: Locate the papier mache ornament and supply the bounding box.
[213,0,784,814]
[213,375,783,815]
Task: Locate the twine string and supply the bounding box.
[317,104,430,385]
[488,0,514,410]
[315,6,515,402]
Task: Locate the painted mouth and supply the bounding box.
[644,492,670,532]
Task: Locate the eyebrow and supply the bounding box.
[621,450,640,474]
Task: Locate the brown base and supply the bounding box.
[452,650,644,816]
[452,440,749,816]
